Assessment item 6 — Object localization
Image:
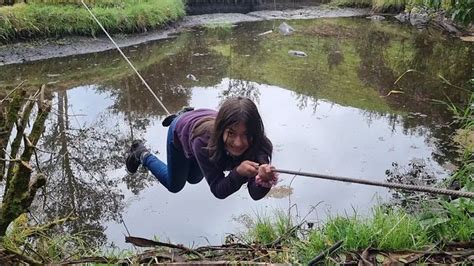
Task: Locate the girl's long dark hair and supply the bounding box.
[193,97,272,168]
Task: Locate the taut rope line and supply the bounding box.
[80,0,171,116]
[81,1,472,200]
[274,169,474,199]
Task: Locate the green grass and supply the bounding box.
[332,0,473,23]
[331,0,372,8]
[242,207,431,263]
[2,214,114,263]
[245,210,295,245]
[0,0,185,43]
[243,195,472,263]
[331,0,407,11]
[306,207,428,252]
[371,0,406,12]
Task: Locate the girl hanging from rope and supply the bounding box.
[125,96,278,200]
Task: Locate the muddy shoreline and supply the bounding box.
[0,6,369,66]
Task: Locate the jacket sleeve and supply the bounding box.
[192,136,248,199]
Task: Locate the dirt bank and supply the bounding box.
[0,6,368,66]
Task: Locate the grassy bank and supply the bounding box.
[241,93,473,264]
[0,0,185,43]
[331,0,473,24]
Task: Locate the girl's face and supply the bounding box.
[223,121,249,157]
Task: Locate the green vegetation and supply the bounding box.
[372,0,406,11]
[0,15,471,264]
[244,210,295,246]
[0,0,185,43]
[331,0,371,8]
[242,198,471,264]
[331,0,474,25]
[238,93,473,264]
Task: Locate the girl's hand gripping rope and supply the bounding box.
[236,160,260,177]
[256,164,278,188]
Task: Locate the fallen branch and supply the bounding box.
[125,236,204,260]
[308,240,344,265]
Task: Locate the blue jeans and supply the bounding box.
[142,116,204,193]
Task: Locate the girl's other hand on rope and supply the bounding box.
[256,164,278,188]
[237,160,260,177]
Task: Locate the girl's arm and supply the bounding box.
[246,152,272,200]
[192,136,248,199]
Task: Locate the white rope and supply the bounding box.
[80,0,171,116]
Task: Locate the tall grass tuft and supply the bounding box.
[424,92,474,243]
[372,0,407,12]
[331,0,372,8]
[0,0,185,43]
[297,207,430,264]
[245,210,295,246]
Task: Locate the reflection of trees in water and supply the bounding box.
[356,29,396,94]
[354,25,471,167]
[216,23,267,104]
[33,90,130,247]
[96,31,229,117]
[0,86,51,235]
[219,79,260,104]
[292,93,319,113]
[384,160,438,214]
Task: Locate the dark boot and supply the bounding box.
[125,140,149,174]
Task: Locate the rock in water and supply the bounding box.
[186,74,198,81]
[279,22,295,36]
[366,15,385,21]
[288,50,307,57]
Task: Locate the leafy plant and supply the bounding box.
[425,0,474,25]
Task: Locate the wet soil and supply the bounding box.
[0,6,368,66]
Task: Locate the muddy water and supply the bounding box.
[1,17,472,249]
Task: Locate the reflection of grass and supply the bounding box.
[232,21,393,113]
[0,33,190,90]
[203,22,233,30]
[202,22,233,40]
[2,213,121,264]
[210,43,231,57]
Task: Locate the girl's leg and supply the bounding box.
[141,154,169,187]
[165,135,191,192]
[142,117,190,193]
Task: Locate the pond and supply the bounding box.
[0,17,471,249]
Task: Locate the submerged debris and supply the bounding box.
[257,30,273,36]
[186,74,198,81]
[288,50,307,57]
[278,22,295,36]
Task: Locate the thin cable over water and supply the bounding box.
[80,0,171,116]
[274,169,474,199]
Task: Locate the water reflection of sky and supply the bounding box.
[92,79,447,248]
[6,17,468,250]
